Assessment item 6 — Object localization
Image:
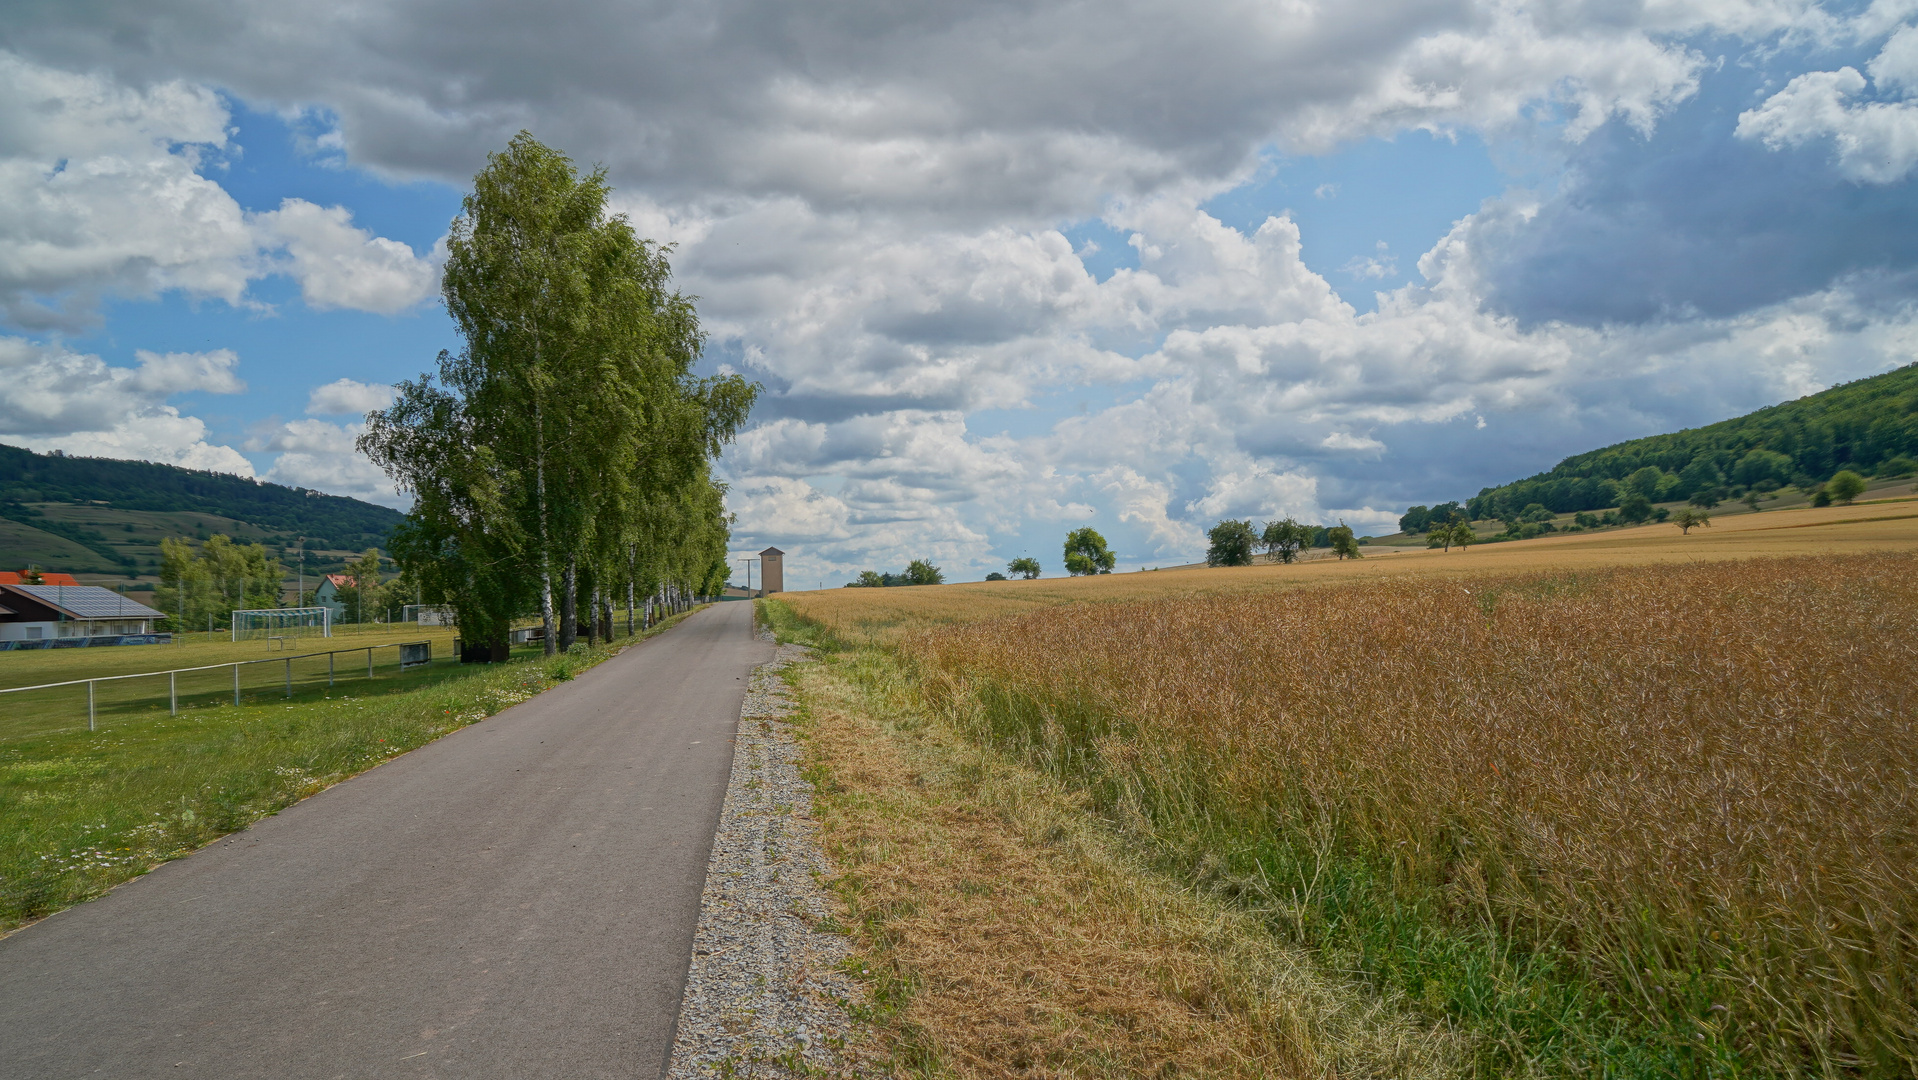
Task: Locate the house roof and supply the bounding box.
[322,574,356,587]
[0,583,165,620]
[0,571,81,586]
[759,547,785,556]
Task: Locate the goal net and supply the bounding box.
[231,607,332,641]
[402,604,457,626]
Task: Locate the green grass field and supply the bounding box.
[0,626,468,743]
[0,609,704,931]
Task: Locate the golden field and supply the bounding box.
[774,500,1918,1076]
[779,497,1918,644]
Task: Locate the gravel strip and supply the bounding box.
[667,636,875,1078]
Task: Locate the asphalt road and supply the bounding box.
[0,601,771,1079]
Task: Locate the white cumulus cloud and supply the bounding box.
[1737,52,1918,182]
[306,378,399,416]
[258,419,404,507]
[0,339,252,473]
[257,199,440,314]
[0,52,441,330]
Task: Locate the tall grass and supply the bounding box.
[903,554,1918,1076]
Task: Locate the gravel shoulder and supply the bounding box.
[668,637,875,1078]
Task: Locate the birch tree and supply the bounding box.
[363,132,755,656]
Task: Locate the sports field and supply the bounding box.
[0,627,466,743]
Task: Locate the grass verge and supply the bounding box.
[762,601,1465,1078]
[0,607,707,933]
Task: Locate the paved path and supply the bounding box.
[0,601,771,1079]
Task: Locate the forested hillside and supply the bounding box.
[1465,363,1918,519]
[0,443,403,573]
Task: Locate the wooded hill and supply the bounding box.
[1464,362,1918,520]
[0,443,403,574]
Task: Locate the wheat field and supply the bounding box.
[778,501,1918,1076]
[781,497,1918,645]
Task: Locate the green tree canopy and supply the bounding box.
[1456,363,1918,521]
[155,534,283,631]
[1206,519,1259,566]
[361,133,754,655]
[1063,527,1116,575]
[1672,508,1711,534]
[1007,556,1041,579]
[1261,518,1311,563]
[1328,522,1362,560]
[1827,469,1868,504]
[333,548,388,624]
[904,559,945,586]
[1689,486,1725,510]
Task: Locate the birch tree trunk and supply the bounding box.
[560,558,578,651]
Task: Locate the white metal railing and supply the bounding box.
[0,640,435,734]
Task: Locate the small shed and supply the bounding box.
[759,547,785,594]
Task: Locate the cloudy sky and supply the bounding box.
[3,1,1917,585]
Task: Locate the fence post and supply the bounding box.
[367,647,374,679]
[233,664,241,707]
[87,680,95,732]
[285,657,292,699]
[328,651,335,688]
[169,671,177,716]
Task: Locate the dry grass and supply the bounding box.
[780,498,1918,647]
[792,646,1468,1078]
[897,555,1918,1076]
[774,507,1918,1076]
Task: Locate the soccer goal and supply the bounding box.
[401,604,457,626]
[232,607,332,641]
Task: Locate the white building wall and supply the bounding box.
[0,619,152,641]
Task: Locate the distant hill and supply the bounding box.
[1463,363,1918,520]
[0,444,404,577]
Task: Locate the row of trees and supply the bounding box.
[1206,518,1360,566]
[154,536,406,630]
[154,535,283,631]
[360,134,755,657]
[1466,362,1918,522]
[846,560,944,587]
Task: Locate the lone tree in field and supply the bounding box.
[361,132,755,657]
[1328,521,1363,560]
[1007,556,1041,579]
[1206,519,1259,566]
[904,559,944,585]
[1261,518,1311,563]
[1063,527,1116,575]
[1826,469,1867,505]
[1672,508,1711,535]
[1428,518,1475,552]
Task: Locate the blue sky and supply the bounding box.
[3,2,1917,585]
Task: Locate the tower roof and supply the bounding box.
[759,547,785,556]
